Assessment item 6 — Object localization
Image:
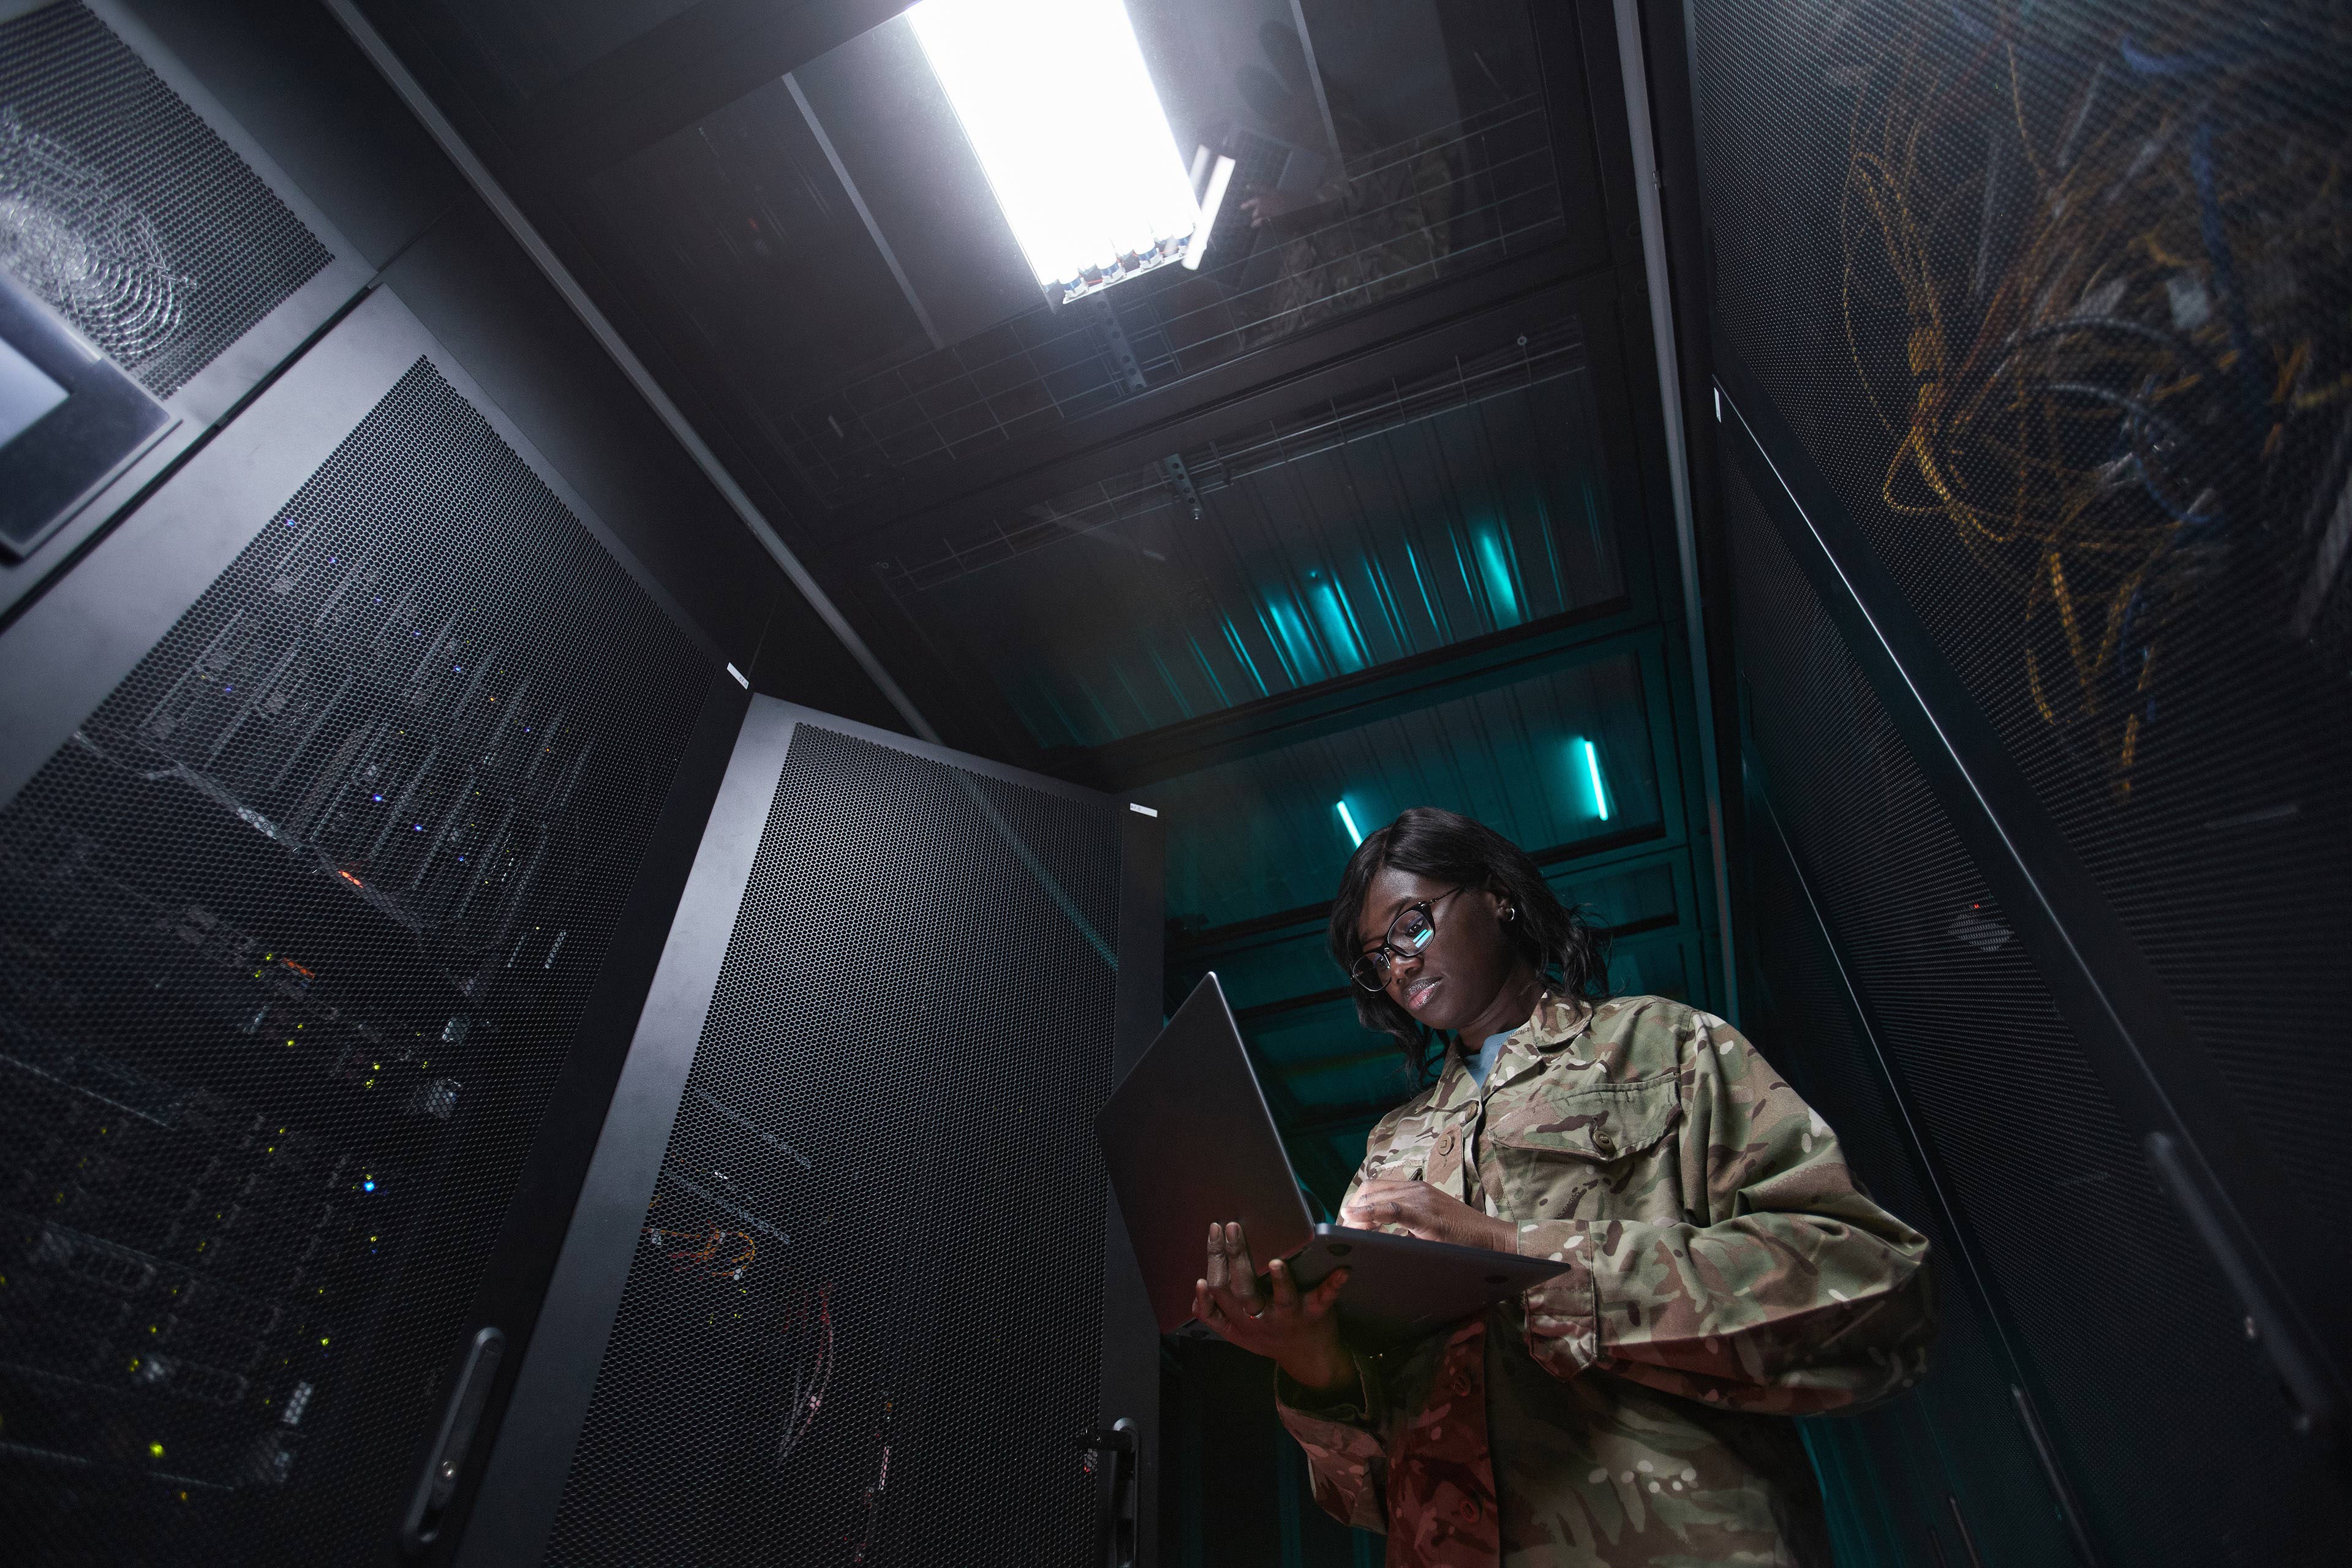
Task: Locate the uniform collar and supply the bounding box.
[1518,993,1593,1053]
[1432,994,1593,1107]
[1426,1046,1482,1115]
[1485,993,1594,1093]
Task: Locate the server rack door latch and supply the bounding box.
[1084,1417,1140,1568]
[400,1325,507,1554]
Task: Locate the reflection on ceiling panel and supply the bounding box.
[1150,650,1660,928]
[575,0,1563,509]
[886,319,1620,747]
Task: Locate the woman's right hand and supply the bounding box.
[1194,1221,1354,1394]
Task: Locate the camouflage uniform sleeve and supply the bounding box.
[1517,1013,1935,1413]
[1271,1145,1394,1532]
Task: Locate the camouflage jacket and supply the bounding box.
[1276,995,1935,1567]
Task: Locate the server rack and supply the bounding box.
[0,274,1166,1566]
[458,698,1165,1568]
[0,0,374,624]
[1658,0,2351,1562]
[0,282,729,1562]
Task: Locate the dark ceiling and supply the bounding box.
[357,0,1718,1197]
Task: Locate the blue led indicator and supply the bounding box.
[361,1178,376,1192]
[1336,801,1364,847]
[1580,739,1610,822]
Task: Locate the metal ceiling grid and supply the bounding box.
[756,92,1569,508]
[876,321,1619,749]
[876,316,1593,593]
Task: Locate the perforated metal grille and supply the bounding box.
[1727,458,2333,1564]
[1693,0,2352,1215]
[0,359,704,1562]
[1747,806,2077,1567]
[0,1,331,399]
[545,724,1123,1568]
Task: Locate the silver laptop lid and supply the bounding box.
[1095,973,1317,1333]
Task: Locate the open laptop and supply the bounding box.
[1096,974,1573,1348]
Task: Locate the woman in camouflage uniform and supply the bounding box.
[1194,808,1935,1567]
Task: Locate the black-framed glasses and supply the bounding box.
[1350,886,1467,992]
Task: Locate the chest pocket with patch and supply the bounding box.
[1487,1074,1683,1223]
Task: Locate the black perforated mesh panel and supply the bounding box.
[545,723,1123,1567]
[1693,0,2352,1218]
[0,359,704,1562]
[0,1,332,399]
[1726,459,2333,1564]
[1746,807,2076,1567]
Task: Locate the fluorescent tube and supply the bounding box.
[1580,739,1610,822]
[911,0,1200,297]
[1183,155,1235,271]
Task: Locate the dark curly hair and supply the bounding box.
[1327,807,1610,1082]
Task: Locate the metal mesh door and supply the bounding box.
[1691,0,2352,1218]
[1744,799,2080,1568]
[0,358,705,1562]
[1725,458,2334,1564]
[0,1,331,399]
[544,723,1126,1568]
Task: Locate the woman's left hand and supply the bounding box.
[1340,1180,1516,1254]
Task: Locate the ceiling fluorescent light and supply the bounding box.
[1336,800,1363,847]
[911,0,1200,304]
[1183,153,1235,271]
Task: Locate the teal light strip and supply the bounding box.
[1581,738,1610,822]
[1308,581,1366,673]
[1475,528,1522,627]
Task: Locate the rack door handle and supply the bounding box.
[1085,1417,1139,1568]
[400,1326,506,1554]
